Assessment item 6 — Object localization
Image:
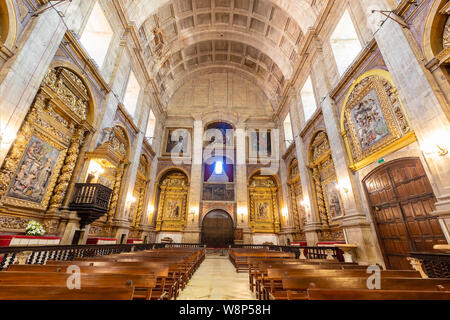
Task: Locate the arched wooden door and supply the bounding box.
[201,210,234,248]
[363,158,446,270]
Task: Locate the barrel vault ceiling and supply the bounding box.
[125,0,321,113]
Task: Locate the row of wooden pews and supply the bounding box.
[0,247,205,300]
[229,248,295,273]
[235,249,450,300]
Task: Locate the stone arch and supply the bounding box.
[154,168,190,232]
[48,60,98,128]
[0,0,17,49]
[248,171,281,234]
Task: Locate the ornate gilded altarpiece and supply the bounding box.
[87,125,130,236]
[156,172,189,232]
[130,155,150,231]
[308,131,345,241]
[341,70,415,171]
[0,66,92,233]
[287,159,305,239]
[248,175,280,234]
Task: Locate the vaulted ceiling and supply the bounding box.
[125,0,321,112]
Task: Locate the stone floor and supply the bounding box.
[177,255,257,300]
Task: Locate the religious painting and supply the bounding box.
[256,201,271,220]
[163,128,191,157]
[203,184,234,201]
[341,72,414,171]
[249,129,272,157]
[324,181,343,218]
[165,199,181,219]
[7,136,60,204]
[351,89,389,151]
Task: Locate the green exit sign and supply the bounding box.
[378,158,385,164]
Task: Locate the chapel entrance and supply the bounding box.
[201,210,234,248]
[363,158,446,270]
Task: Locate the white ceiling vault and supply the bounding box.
[124,0,321,113]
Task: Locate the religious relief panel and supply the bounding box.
[341,71,414,171]
[156,172,189,232]
[202,184,234,201]
[0,66,92,215]
[248,175,280,233]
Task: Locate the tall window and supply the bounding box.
[300,76,317,123]
[330,10,362,76]
[123,71,141,118]
[283,113,293,148]
[146,109,156,143]
[79,2,113,67]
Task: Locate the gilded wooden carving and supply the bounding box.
[309,131,344,227]
[287,159,304,230]
[0,66,92,215]
[341,70,415,171]
[156,172,189,232]
[248,175,280,233]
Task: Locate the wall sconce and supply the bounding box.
[300,199,310,210]
[281,207,288,218]
[87,160,105,182]
[0,125,16,146]
[190,207,199,222]
[147,205,154,215]
[422,144,448,157]
[336,180,350,195]
[420,129,449,158]
[237,207,248,223]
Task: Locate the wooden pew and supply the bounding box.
[306,288,450,300]
[0,271,156,300]
[0,285,135,300]
[260,268,421,300]
[279,276,450,300]
[8,264,170,300]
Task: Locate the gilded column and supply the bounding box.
[49,127,86,210]
[107,163,125,222]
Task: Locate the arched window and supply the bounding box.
[80,1,114,67]
[330,10,362,76]
[301,76,317,123]
[145,109,156,144]
[123,71,141,118]
[283,113,293,148]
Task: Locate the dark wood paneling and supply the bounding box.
[363,158,446,270]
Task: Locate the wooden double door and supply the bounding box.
[363,158,446,270]
[201,210,234,248]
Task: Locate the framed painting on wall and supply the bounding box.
[162,128,192,157]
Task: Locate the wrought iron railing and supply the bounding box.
[0,243,204,271]
[230,244,345,262]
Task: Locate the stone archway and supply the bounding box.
[201,209,234,248]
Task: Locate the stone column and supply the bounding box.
[321,96,381,265]
[0,1,87,165]
[235,122,252,244]
[183,119,203,243]
[360,0,450,243]
[289,94,321,245]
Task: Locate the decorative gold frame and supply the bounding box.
[340,69,416,171]
[248,175,280,234]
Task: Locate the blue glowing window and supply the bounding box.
[214,161,223,174]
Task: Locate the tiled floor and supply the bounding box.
[177,255,257,300]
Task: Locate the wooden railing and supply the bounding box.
[0,243,204,271]
[409,252,450,278]
[230,244,345,262]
